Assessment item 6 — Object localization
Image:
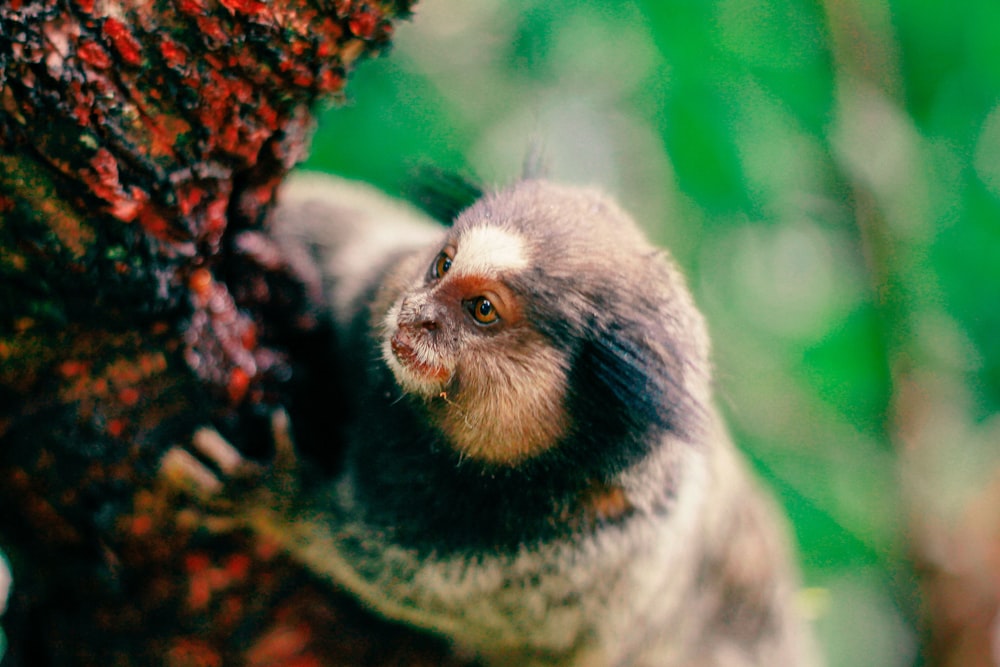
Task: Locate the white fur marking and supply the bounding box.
[454,226,529,277]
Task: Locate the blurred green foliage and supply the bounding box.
[0,547,8,662]
[304,1,1000,665]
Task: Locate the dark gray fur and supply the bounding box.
[269,174,821,667]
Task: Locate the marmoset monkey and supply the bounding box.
[248,173,819,666]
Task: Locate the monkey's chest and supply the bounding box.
[322,498,706,667]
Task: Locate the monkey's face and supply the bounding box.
[379,179,711,469]
[380,224,571,465]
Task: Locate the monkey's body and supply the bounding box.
[271,173,819,667]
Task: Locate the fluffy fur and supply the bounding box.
[271,173,820,667]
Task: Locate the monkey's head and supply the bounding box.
[379,179,711,475]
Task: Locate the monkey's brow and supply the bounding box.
[452,227,530,277]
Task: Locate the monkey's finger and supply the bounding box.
[159,446,223,498]
[192,426,246,476]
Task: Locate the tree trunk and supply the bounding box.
[0,1,466,664]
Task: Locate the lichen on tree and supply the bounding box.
[0,1,468,664]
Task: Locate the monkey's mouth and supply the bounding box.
[389,332,451,384]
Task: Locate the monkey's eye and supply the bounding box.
[468,296,500,325]
[431,251,452,279]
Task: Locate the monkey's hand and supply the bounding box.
[158,409,304,534]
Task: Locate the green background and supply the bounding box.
[304,1,1000,664]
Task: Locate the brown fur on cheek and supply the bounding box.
[432,331,570,466]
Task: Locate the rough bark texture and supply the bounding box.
[0,1,467,664]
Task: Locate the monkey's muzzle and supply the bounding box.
[389,330,451,383]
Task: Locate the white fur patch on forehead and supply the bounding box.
[453,225,529,277]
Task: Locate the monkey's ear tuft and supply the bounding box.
[570,323,696,455]
[406,166,483,226]
[521,140,549,180]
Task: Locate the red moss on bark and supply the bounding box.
[0,1,468,664]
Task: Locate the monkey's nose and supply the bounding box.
[413,303,443,333]
[399,304,440,336]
